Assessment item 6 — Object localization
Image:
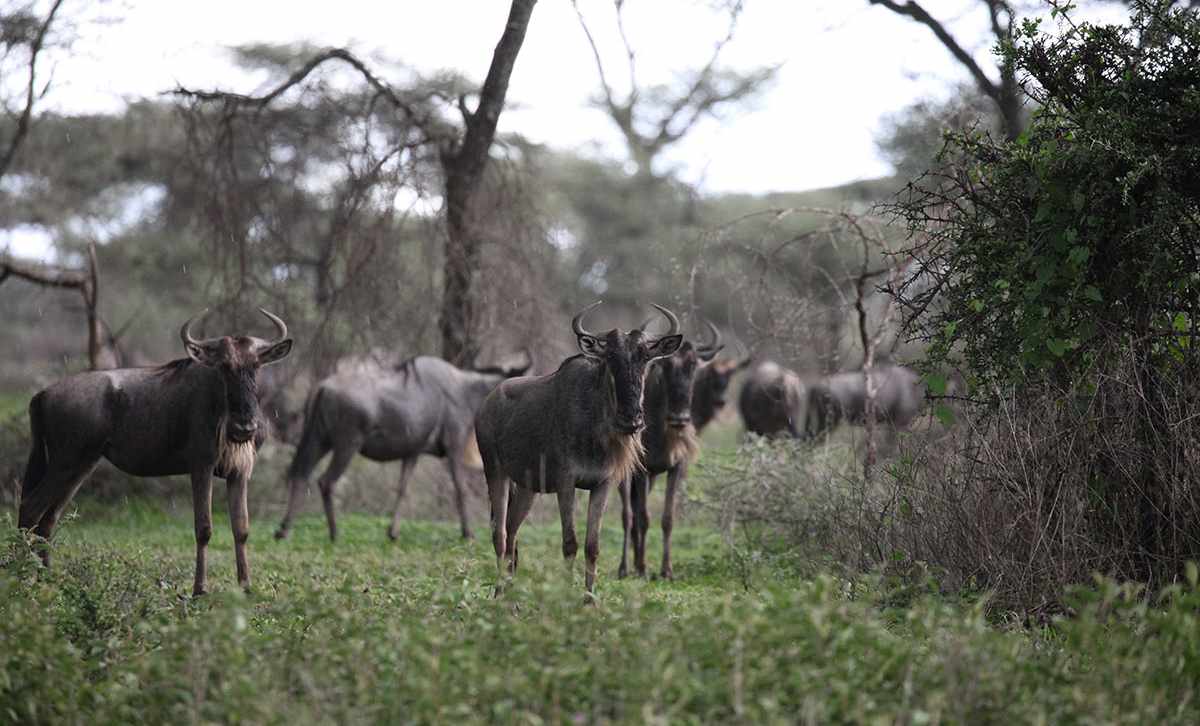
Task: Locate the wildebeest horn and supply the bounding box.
[259,308,288,343]
[650,303,680,337]
[180,309,210,347]
[698,318,722,352]
[572,300,603,338]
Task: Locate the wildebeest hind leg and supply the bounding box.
[19,456,101,567]
[487,473,510,596]
[446,457,475,540]
[387,458,418,541]
[317,437,361,542]
[505,485,536,574]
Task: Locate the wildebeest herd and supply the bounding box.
[16,303,929,599]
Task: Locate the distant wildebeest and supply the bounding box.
[617,328,722,580]
[18,309,293,596]
[806,363,925,438]
[475,302,683,598]
[690,324,752,433]
[738,360,808,438]
[273,353,531,542]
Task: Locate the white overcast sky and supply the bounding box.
[30,0,1130,193]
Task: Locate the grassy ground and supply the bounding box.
[3,495,1199,725]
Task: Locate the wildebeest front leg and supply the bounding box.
[617,479,632,578]
[387,457,418,541]
[191,469,214,597]
[446,456,475,540]
[660,464,685,580]
[226,472,252,591]
[583,479,613,601]
[630,471,651,577]
[557,485,578,577]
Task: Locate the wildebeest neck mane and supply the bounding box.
[153,357,197,381]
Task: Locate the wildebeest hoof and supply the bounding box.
[582,591,599,606]
[660,569,674,581]
[387,528,399,542]
[273,528,289,540]
[461,530,475,541]
[617,567,628,579]
[192,587,208,598]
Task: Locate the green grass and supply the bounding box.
[3,500,1199,724]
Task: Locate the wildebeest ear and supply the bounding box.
[577,334,606,359]
[185,342,221,367]
[258,339,294,366]
[698,344,725,362]
[647,334,683,359]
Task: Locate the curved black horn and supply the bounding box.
[572,300,603,338]
[259,308,288,343]
[700,318,723,352]
[180,309,210,347]
[651,303,680,337]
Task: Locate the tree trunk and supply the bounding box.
[439,0,537,367]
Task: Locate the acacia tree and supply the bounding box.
[0,0,65,180]
[174,0,538,368]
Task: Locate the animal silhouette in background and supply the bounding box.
[275,353,531,542]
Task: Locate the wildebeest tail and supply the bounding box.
[21,392,48,501]
[286,387,329,480]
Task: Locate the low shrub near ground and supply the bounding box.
[2,503,1199,724]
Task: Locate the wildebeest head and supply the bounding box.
[181,308,294,443]
[573,301,683,435]
[654,320,725,429]
[694,323,752,416]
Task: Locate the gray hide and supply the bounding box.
[475,302,683,599]
[18,309,293,596]
[737,361,808,438]
[274,354,528,542]
[806,364,925,437]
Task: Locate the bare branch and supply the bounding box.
[0,0,66,180]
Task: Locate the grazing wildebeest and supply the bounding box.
[738,360,808,438]
[690,324,752,433]
[617,330,722,580]
[273,353,531,542]
[18,309,293,596]
[475,302,683,599]
[806,364,925,438]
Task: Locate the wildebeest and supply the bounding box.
[806,364,925,437]
[273,353,531,542]
[617,331,722,580]
[18,309,293,596]
[690,324,752,433]
[738,360,808,438]
[475,302,683,598]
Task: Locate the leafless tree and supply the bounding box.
[1,242,122,369]
[572,0,777,181]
